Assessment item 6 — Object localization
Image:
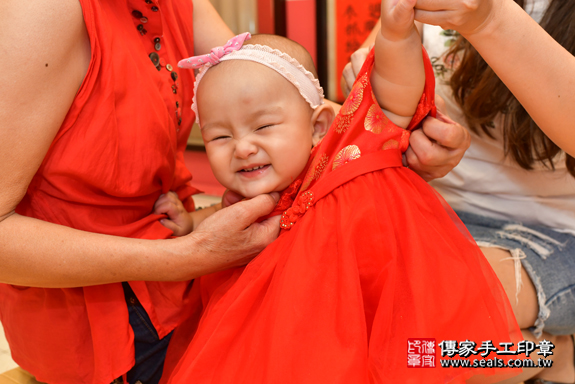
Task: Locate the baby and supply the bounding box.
[155,0,425,235]
[157,1,522,382]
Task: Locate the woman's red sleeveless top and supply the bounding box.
[0,1,198,383]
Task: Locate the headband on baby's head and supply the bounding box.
[178,32,325,125]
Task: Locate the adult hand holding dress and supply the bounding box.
[340,33,471,181]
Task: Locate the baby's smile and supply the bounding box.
[237,164,272,178]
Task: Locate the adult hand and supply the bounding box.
[182,193,281,277]
[221,189,245,208]
[341,45,470,181]
[380,0,418,42]
[414,0,500,37]
[405,96,470,181]
[340,46,371,98]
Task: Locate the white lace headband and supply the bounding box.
[178,33,325,125]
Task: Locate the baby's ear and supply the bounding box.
[311,104,335,146]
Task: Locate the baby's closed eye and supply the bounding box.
[211,135,231,141]
[256,124,275,132]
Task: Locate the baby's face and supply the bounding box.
[198,61,316,198]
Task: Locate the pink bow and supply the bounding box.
[178,32,251,69]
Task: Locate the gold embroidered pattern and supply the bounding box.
[340,74,367,116]
[301,153,329,191]
[332,145,361,171]
[382,139,399,150]
[334,114,352,134]
[280,190,314,230]
[400,130,410,150]
[364,104,388,134]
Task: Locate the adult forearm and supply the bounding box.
[0,213,197,288]
[192,0,234,55]
[0,193,281,288]
[465,0,575,156]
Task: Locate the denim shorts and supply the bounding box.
[456,211,575,338]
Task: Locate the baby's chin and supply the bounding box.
[228,182,290,199]
[231,187,281,199]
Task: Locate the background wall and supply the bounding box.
[210,0,258,34]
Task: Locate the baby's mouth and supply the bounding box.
[238,164,271,173]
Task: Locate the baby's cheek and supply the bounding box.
[278,162,306,190]
[210,163,234,191]
[206,148,233,186]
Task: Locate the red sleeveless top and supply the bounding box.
[0,1,198,383]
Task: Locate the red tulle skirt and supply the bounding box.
[162,158,522,383]
[162,48,521,383]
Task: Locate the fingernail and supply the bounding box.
[270,192,280,202]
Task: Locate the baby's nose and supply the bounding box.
[234,138,259,159]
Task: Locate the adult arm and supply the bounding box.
[0,0,279,289]
[192,0,235,55]
[415,0,575,157]
[340,18,470,180]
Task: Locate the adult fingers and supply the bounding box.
[340,76,350,98]
[394,0,417,23]
[340,62,355,98]
[407,117,470,180]
[413,8,452,28]
[414,0,453,11]
[341,47,371,97]
[404,145,434,181]
[350,47,370,76]
[414,0,492,34]
[224,193,279,229]
[246,215,281,247]
[191,193,281,270]
[222,189,244,208]
[422,112,470,150]
[409,128,447,167]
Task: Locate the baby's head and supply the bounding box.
[185,34,334,198]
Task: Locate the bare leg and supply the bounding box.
[481,331,572,384]
[481,247,538,329]
[479,247,574,383]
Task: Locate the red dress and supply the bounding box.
[162,50,522,383]
[0,1,198,383]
